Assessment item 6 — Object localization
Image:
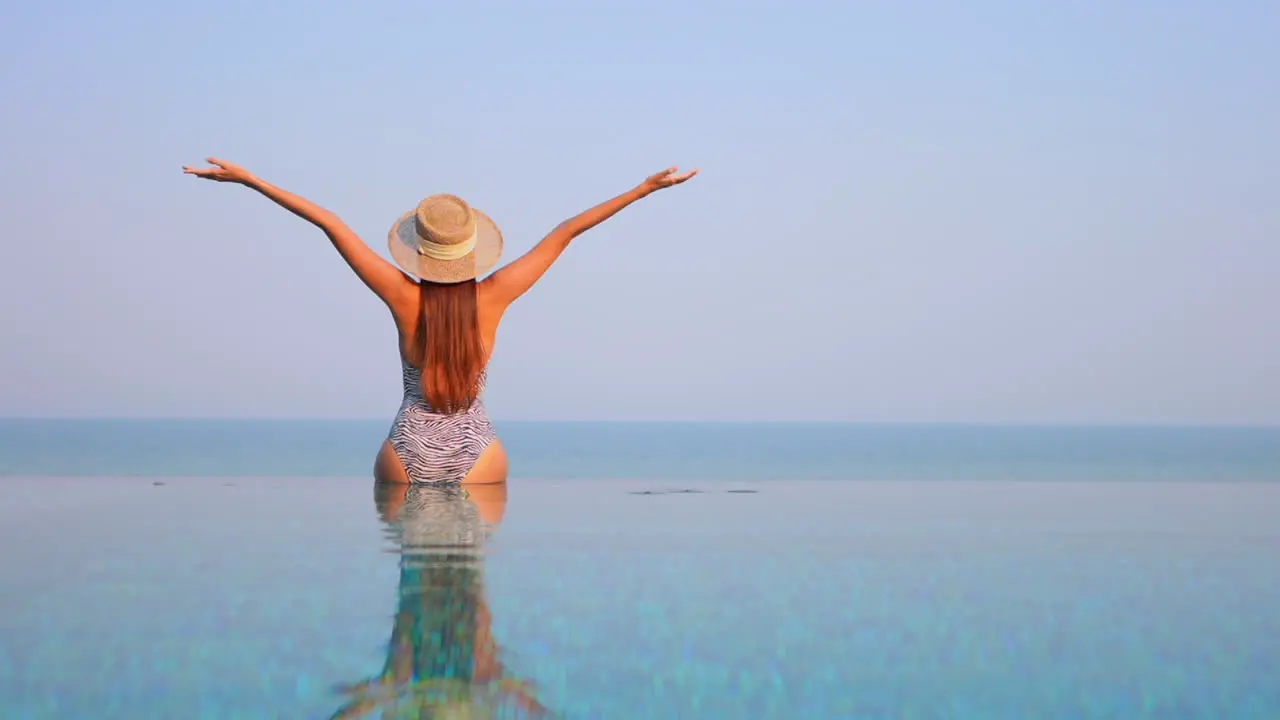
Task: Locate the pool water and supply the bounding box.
[2,477,1277,718]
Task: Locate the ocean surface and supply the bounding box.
[2,420,1280,481]
[2,421,1278,718]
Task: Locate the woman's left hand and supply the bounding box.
[182,157,254,184]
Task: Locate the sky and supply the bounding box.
[0,0,1276,423]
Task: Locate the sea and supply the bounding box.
[2,420,1278,718]
[3,419,1280,481]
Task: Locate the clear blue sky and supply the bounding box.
[1,0,1276,423]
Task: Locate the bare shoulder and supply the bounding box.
[474,276,511,345]
[390,272,421,306]
[477,276,512,315]
[385,278,421,331]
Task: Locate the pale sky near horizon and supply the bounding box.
[1,0,1277,423]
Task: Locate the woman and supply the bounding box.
[183,158,697,485]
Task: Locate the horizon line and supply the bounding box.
[1,417,1278,430]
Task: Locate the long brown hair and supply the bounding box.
[410,279,484,413]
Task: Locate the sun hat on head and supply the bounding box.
[388,194,504,283]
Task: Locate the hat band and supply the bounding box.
[417,229,477,261]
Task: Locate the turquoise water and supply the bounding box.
[1,477,1277,718]
[3,420,1280,481]
[2,423,1278,717]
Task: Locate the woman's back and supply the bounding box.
[388,353,498,485]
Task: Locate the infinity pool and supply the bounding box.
[2,478,1277,718]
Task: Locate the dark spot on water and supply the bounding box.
[629,489,706,495]
[152,481,166,486]
[727,489,758,494]
[223,483,236,487]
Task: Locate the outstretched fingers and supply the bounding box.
[668,168,698,184]
[646,166,678,184]
[644,165,699,190]
[182,165,221,180]
[182,157,248,182]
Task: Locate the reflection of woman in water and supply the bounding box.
[331,483,548,719]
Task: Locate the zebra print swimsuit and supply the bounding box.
[387,359,497,484]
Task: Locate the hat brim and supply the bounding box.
[388,207,504,284]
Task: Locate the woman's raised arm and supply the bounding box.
[482,166,697,310]
[183,158,417,313]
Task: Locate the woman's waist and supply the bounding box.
[396,397,491,421]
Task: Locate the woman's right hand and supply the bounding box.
[637,166,698,196]
[182,157,255,184]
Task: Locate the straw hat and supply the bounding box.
[388,194,504,283]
